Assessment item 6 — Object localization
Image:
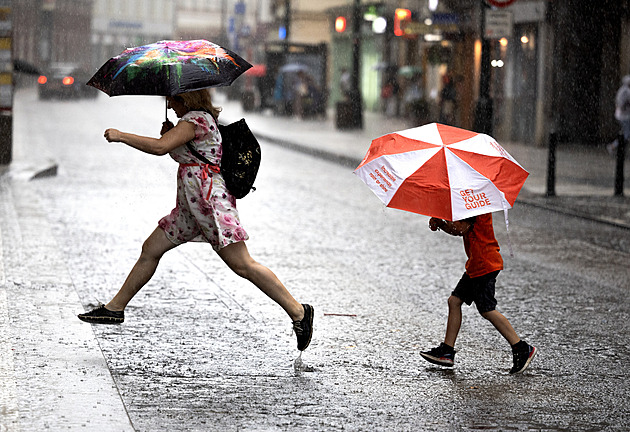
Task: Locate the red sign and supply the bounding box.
[485,0,516,7]
[394,8,411,37]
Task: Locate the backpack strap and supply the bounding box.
[185,141,217,168]
[184,110,222,167]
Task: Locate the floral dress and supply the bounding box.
[158,111,249,251]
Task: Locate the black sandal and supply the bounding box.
[78,304,124,324]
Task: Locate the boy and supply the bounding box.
[420,213,536,374]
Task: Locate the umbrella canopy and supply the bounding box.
[87,39,252,96]
[354,123,529,222]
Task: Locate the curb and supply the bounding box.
[3,159,59,181]
[517,196,630,231]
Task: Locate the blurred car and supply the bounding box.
[37,63,98,100]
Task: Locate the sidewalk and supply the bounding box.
[0,177,135,431]
[214,93,630,230]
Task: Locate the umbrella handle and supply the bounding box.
[502,201,515,258]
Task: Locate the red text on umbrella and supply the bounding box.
[460,189,492,210]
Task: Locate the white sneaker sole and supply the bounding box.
[420,352,454,367]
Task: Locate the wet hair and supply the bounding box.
[173,89,222,119]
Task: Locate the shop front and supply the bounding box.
[328,2,477,130]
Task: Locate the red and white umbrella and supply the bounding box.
[354,123,529,222]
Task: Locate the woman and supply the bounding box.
[78,89,314,352]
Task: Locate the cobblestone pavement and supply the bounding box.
[1,88,629,431]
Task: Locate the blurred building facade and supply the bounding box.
[265,0,630,146]
[13,0,93,69]
[91,0,175,68]
[175,0,273,63]
[9,0,630,147]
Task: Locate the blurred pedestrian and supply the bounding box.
[78,89,314,352]
[295,70,323,119]
[403,74,428,124]
[294,71,309,119]
[381,70,400,117]
[340,67,352,101]
[273,73,289,115]
[609,74,630,155]
[420,214,537,374]
[438,74,457,126]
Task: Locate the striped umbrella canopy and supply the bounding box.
[354,123,529,222]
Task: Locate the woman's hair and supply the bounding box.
[174,89,222,119]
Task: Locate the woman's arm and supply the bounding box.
[104,120,196,156]
[429,217,473,236]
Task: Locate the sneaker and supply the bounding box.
[420,342,455,367]
[510,343,537,374]
[292,304,314,351]
[78,304,124,324]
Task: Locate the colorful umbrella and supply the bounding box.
[87,39,252,97]
[354,123,529,222]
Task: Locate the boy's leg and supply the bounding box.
[481,309,537,374]
[472,271,520,346]
[420,295,461,367]
[481,310,520,346]
[444,295,464,347]
[420,276,468,367]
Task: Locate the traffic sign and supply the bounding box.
[484,10,513,39]
[485,0,516,7]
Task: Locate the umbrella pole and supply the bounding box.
[165,99,168,122]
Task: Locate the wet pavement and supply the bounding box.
[1,88,629,431]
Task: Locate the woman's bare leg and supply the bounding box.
[106,227,178,311]
[217,241,304,321]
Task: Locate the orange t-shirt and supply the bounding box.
[463,213,503,278]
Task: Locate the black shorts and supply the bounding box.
[452,271,500,314]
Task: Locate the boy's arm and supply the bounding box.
[429,217,473,236]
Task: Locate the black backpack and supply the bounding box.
[186,118,261,199]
